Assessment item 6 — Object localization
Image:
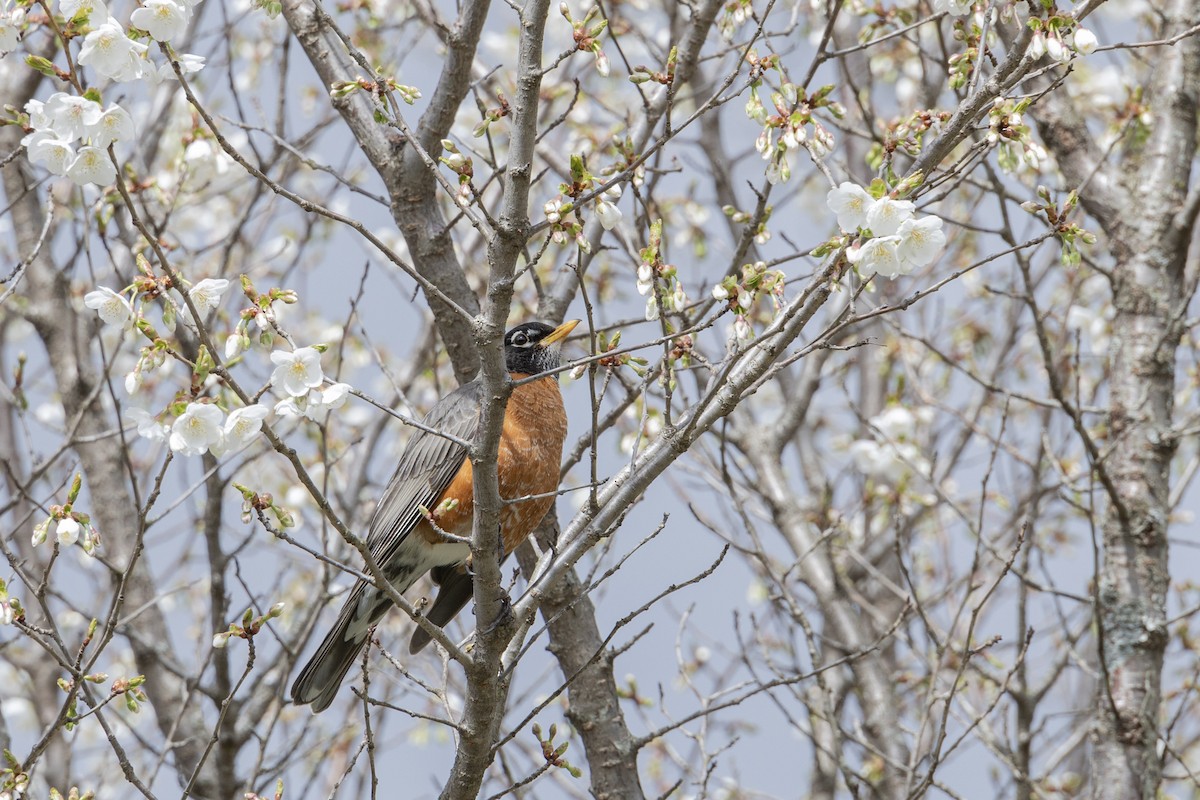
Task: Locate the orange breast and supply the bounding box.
[421,375,566,553]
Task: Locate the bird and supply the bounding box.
[290,319,579,712]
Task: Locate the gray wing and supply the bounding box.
[365,379,482,568]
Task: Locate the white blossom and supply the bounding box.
[733,315,753,345]
[24,98,51,131]
[302,383,350,422]
[146,51,205,84]
[56,517,81,546]
[1029,31,1047,60]
[864,197,915,236]
[43,92,102,140]
[181,138,229,184]
[636,263,654,296]
[765,155,789,185]
[596,198,622,230]
[130,0,189,42]
[712,283,730,301]
[1073,27,1098,55]
[225,333,246,359]
[88,104,134,148]
[0,3,24,51]
[23,131,75,176]
[126,407,170,442]
[188,278,229,314]
[67,146,117,186]
[826,182,874,232]
[271,347,324,397]
[895,216,946,268]
[1045,34,1068,63]
[169,402,224,456]
[932,0,972,14]
[871,407,918,441]
[32,518,50,547]
[273,396,305,418]
[847,236,909,279]
[645,294,659,321]
[849,439,928,485]
[78,20,147,82]
[60,0,109,20]
[543,197,564,224]
[210,404,268,455]
[83,286,132,326]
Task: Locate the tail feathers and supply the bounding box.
[409,564,474,654]
[292,585,385,712]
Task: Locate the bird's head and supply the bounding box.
[504,319,580,376]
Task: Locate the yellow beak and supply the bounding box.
[540,319,580,346]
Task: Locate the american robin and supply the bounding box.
[291,319,579,712]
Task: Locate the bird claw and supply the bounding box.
[479,593,513,637]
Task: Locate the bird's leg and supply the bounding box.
[479,592,514,636]
[476,522,513,636]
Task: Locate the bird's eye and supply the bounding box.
[512,332,529,346]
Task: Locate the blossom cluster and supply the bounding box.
[987,98,1048,174]
[86,277,232,390]
[849,406,933,487]
[81,270,352,460]
[636,219,687,322]
[826,182,946,279]
[1029,20,1098,61]
[130,401,270,457]
[31,475,100,556]
[70,0,206,82]
[270,347,352,421]
[543,149,628,249]
[712,261,787,345]
[21,93,133,185]
[121,345,351,457]
[748,80,843,186]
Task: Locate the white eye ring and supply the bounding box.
[512,332,529,346]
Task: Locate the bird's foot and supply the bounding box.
[479,592,513,636]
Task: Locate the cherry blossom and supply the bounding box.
[60,0,109,20]
[78,20,147,82]
[188,278,230,315]
[210,404,268,455]
[43,93,102,140]
[89,105,135,148]
[895,216,947,268]
[23,132,75,176]
[270,347,325,397]
[169,402,224,456]
[826,182,874,232]
[847,235,906,278]
[932,0,972,15]
[595,185,623,230]
[67,146,117,186]
[31,518,50,547]
[849,439,928,485]
[126,408,170,442]
[864,197,915,236]
[84,286,133,326]
[130,0,189,42]
[1073,28,1098,55]
[0,2,24,51]
[56,517,81,546]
